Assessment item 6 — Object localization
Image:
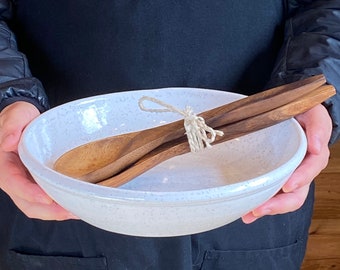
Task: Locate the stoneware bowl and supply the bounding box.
[18,88,307,237]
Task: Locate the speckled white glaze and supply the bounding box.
[18,88,307,237]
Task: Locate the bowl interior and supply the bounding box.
[19,88,307,197]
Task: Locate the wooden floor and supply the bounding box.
[301,142,340,269]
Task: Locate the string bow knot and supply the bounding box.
[138,96,224,152]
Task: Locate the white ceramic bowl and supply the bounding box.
[18,88,307,237]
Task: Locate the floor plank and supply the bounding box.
[304,235,340,259]
[301,142,340,269]
[302,259,340,270]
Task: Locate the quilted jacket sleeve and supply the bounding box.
[0,0,49,112]
[268,0,340,144]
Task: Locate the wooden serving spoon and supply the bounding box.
[54,75,329,183]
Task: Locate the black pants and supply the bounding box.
[0,184,314,270]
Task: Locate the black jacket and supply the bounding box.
[0,0,340,144]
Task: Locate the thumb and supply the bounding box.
[295,104,332,155]
[0,102,40,152]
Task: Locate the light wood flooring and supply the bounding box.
[301,142,340,269]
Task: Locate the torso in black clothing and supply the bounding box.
[11,1,284,106]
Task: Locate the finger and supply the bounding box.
[0,129,21,152]
[283,147,329,193]
[242,185,310,224]
[0,151,53,204]
[0,102,40,151]
[282,105,331,193]
[10,194,78,221]
[242,212,259,224]
[3,173,53,205]
[1,152,78,220]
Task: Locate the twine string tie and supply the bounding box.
[138,96,224,153]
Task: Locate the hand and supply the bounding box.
[242,104,332,223]
[0,101,76,220]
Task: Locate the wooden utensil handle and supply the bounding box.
[215,84,335,143]
[201,74,326,127]
[98,84,335,187]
